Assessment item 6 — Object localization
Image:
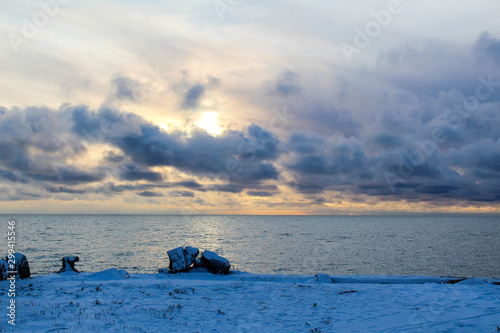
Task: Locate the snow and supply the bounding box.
[1,271,499,332]
[86,268,129,281]
[314,273,333,283]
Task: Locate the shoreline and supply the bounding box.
[1,270,499,332]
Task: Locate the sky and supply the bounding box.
[1,0,500,214]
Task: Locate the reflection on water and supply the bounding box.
[1,215,499,277]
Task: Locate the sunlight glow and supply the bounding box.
[157,122,170,132]
[196,112,223,135]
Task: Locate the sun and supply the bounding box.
[196,112,223,135]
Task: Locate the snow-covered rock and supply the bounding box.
[6,252,30,279]
[57,256,80,273]
[0,259,8,280]
[168,247,187,273]
[87,268,129,281]
[457,278,490,285]
[314,273,333,283]
[194,258,204,268]
[201,250,231,274]
[184,246,199,268]
[167,246,200,273]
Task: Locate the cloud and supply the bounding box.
[2,32,500,207]
[176,180,203,189]
[104,150,125,163]
[46,186,87,194]
[169,190,195,197]
[181,84,205,109]
[0,170,19,182]
[70,106,280,183]
[284,75,500,203]
[110,75,144,102]
[274,70,301,96]
[287,134,368,177]
[137,190,163,197]
[246,191,275,197]
[473,31,500,67]
[179,75,221,109]
[287,132,324,154]
[119,164,163,182]
[0,104,280,200]
[310,197,327,205]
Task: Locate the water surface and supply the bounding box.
[1,215,499,277]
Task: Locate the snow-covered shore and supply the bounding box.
[1,270,499,332]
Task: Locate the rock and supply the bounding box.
[167,246,200,273]
[0,259,8,280]
[193,258,204,268]
[184,246,199,268]
[58,256,80,273]
[5,253,30,279]
[158,268,169,274]
[314,273,333,283]
[201,250,230,274]
[166,247,228,274]
[167,247,187,273]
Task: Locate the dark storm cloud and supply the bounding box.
[298,107,359,137]
[0,106,84,174]
[0,105,107,186]
[311,197,327,205]
[0,104,280,199]
[210,183,245,193]
[137,190,163,197]
[287,132,323,154]
[176,180,202,189]
[246,191,275,197]
[31,167,106,184]
[287,125,500,202]
[70,106,280,183]
[0,170,18,182]
[275,71,302,96]
[246,123,280,160]
[288,182,325,194]
[416,185,459,195]
[374,32,500,101]
[280,33,497,203]
[119,164,163,182]
[373,134,403,149]
[287,136,368,177]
